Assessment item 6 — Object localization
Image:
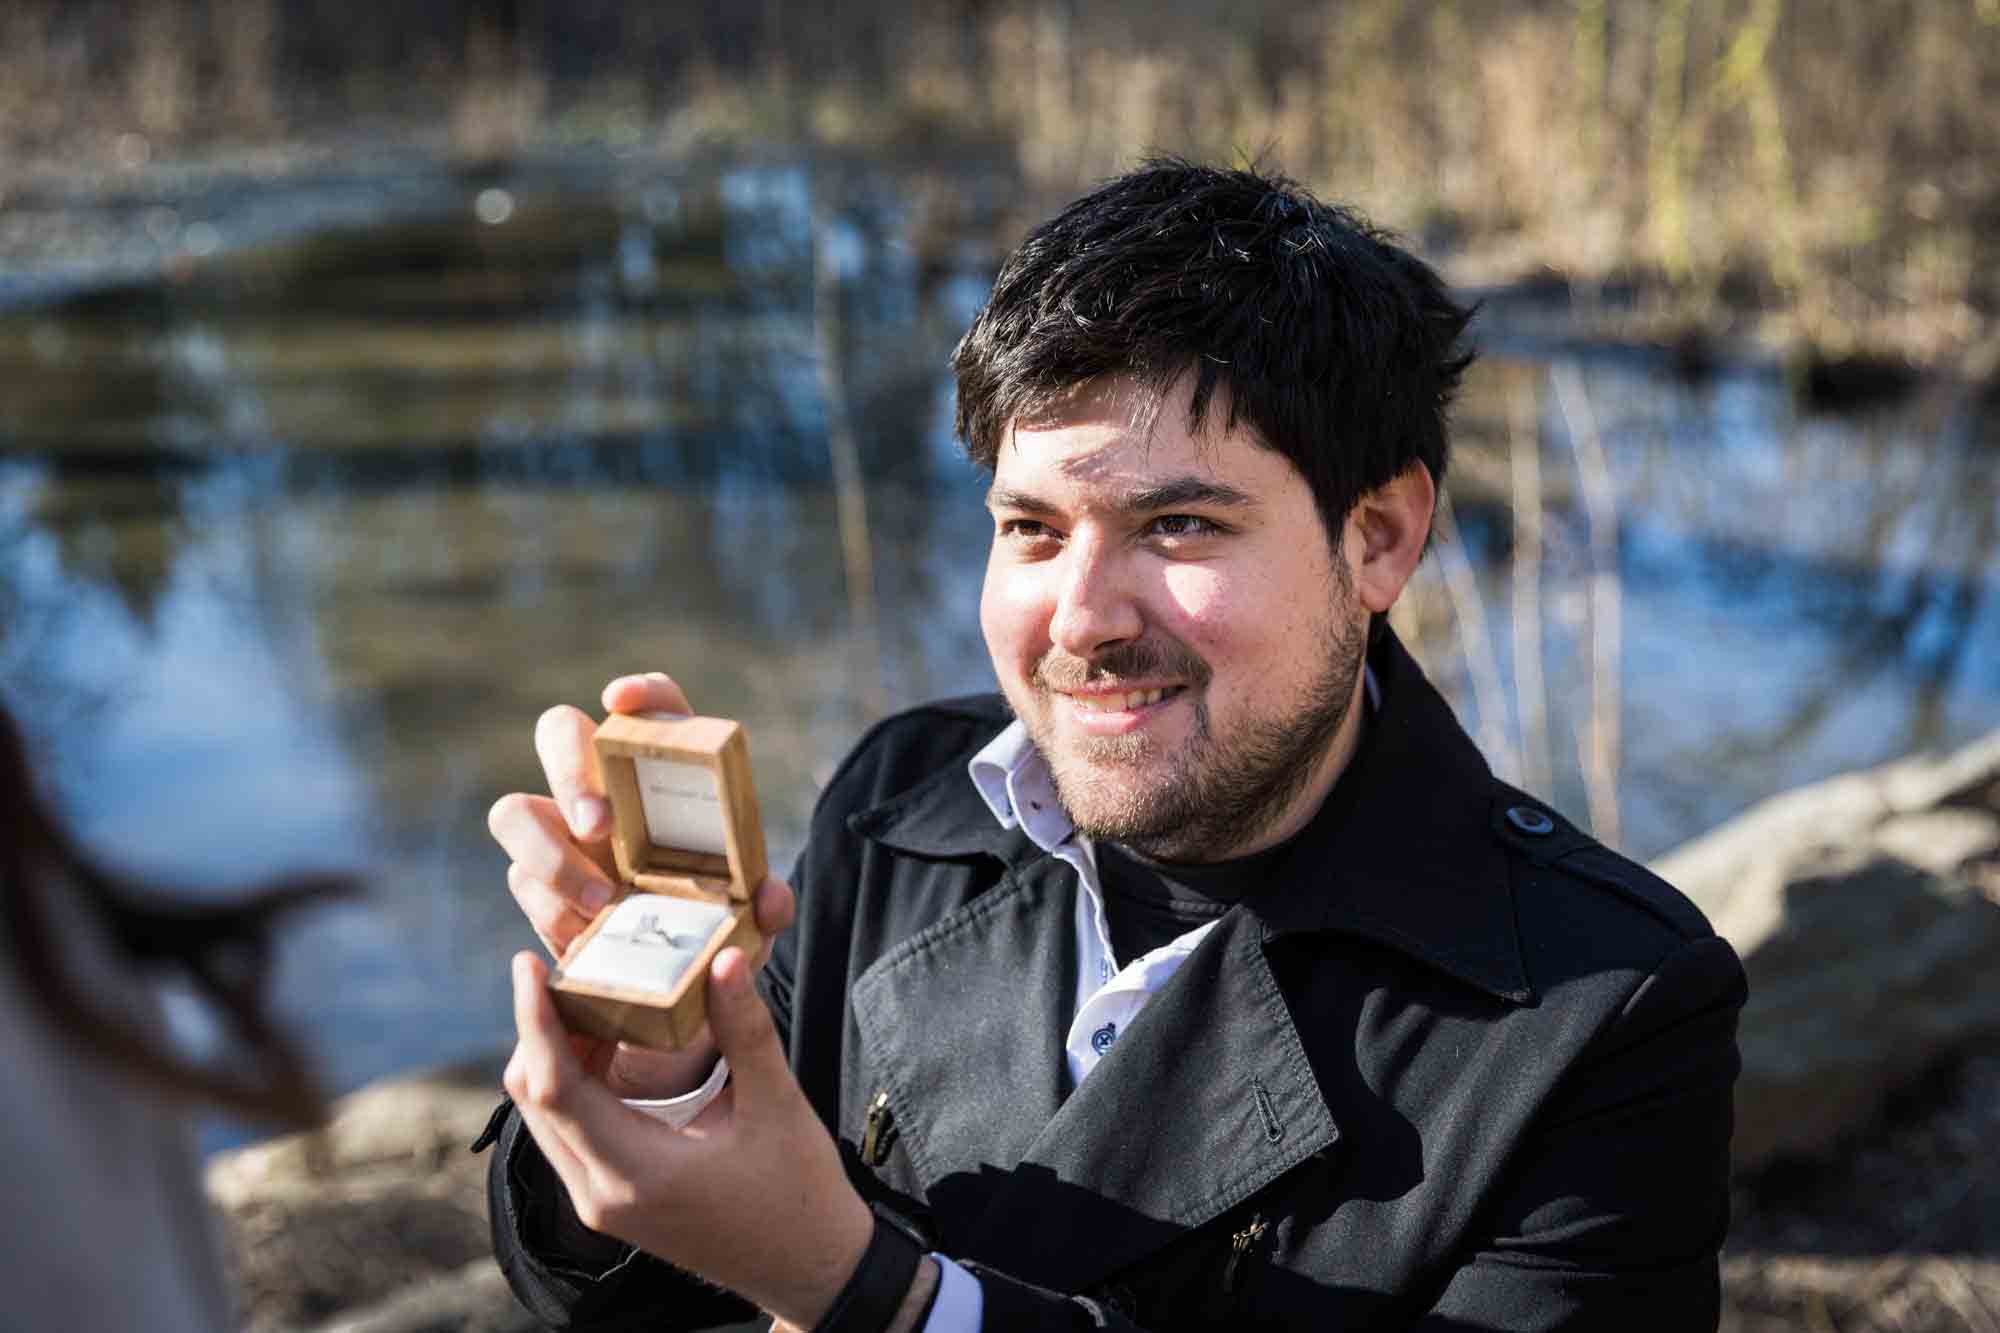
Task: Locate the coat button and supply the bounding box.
[1506,805,1555,835]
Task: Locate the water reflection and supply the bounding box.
[2,161,1994,1096]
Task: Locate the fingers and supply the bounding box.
[506,952,646,1178]
[503,954,593,1185]
[531,674,689,847]
[504,1041,591,1188]
[489,792,614,899]
[534,705,612,842]
[490,794,619,939]
[505,861,605,957]
[750,876,797,958]
[601,671,693,719]
[704,947,791,1107]
[508,953,581,1092]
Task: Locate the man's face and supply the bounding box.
[979,377,1369,863]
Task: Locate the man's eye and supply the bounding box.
[1148,514,1221,539]
[998,519,1057,542]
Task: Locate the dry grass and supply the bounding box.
[1,1,1992,364]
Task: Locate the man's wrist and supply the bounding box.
[772,1252,943,1333]
[607,1033,722,1100]
[622,1054,730,1127]
[802,1203,924,1333]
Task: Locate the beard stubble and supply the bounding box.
[1022,597,1368,863]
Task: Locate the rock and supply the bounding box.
[208,1051,768,1331]
[305,1258,532,1333]
[1654,732,2000,1172]
[208,1054,518,1331]
[1722,1254,2000,1333]
[208,1053,507,1208]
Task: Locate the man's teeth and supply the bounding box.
[1070,688,1171,712]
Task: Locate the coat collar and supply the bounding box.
[1244,629,1534,1004]
[850,628,1534,1004]
[845,755,1040,867]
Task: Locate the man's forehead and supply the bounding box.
[994,420,1227,495]
[993,382,1280,498]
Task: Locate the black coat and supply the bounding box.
[487,633,1746,1330]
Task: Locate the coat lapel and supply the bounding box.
[847,852,1077,1228]
[946,905,1340,1291]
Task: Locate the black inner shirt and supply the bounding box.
[1095,836,1294,966]
[1088,670,1375,968]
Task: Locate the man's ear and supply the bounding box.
[1345,463,1436,615]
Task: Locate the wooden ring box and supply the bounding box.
[548,712,767,1050]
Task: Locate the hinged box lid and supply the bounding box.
[592,712,768,902]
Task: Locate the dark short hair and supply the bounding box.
[951,158,1476,540]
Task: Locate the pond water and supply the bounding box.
[3,161,1997,1108]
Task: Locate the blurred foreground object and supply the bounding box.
[0,704,350,1329]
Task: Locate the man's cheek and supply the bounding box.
[1158,563,1230,623]
[980,572,1050,670]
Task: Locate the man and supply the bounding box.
[481,160,1746,1331]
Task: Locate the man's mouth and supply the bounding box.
[1059,685,1185,714]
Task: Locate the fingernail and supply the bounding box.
[570,795,607,836]
[580,879,613,912]
[644,671,673,683]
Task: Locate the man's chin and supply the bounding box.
[1048,763,1189,835]
[1057,734,1158,766]
[1019,710,1197,834]
[1043,733,1175,791]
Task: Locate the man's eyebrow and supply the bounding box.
[984,486,1061,515]
[985,476,1258,516]
[1119,477,1258,513]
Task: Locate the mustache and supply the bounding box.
[1032,638,1212,692]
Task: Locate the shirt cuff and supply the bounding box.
[920,1256,983,1332]
[620,1057,729,1128]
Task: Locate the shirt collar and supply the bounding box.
[967,721,1076,853]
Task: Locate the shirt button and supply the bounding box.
[1091,1022,1118,1056]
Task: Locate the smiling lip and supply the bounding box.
[1056,684,1185,733]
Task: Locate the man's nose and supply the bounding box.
[1049,534,1143,657]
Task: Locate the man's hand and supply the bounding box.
[486,672,793,1098]
[504,942,876,1329]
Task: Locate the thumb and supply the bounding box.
[602,671,692,717]
[705,946,789,1104]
